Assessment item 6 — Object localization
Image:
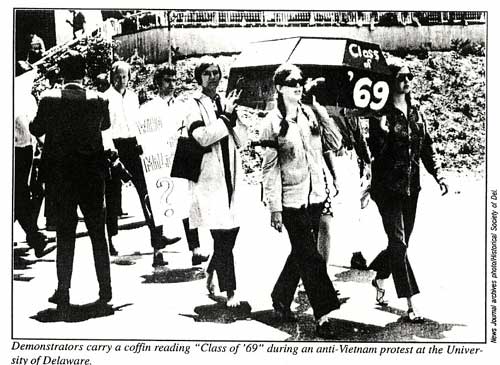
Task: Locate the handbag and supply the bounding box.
[170,99,210,182]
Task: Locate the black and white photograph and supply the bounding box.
[4,1,498,364]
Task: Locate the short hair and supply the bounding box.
[153,66,176,87]
[273,63,303,87]
[110,61,131,80]
[59,51,86,80]
[95,73,110,92]
[194,56,221,84]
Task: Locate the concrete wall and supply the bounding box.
[114,24,486,63]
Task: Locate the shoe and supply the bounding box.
[35,243,57,258]
[98,287,112,304]
[192,254,209,266]
[405,308,425,323]
[371,279,388,306]
[48,289,70,309]
[351,251,368,270]
[272,302,297,322]
[28,233,56,258]
[156,236,181,250]
[316,319,336,339]
[34,244,56,258]
[27,231,46,245]
[109,244,118,257]
[152,252,168,267]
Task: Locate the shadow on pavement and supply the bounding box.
[251,309,384,341]
[250,289,464,341]
[111,255,140,266]
[14,247,33,271]
[111,250,183,266]
[373,305,466,341]
[251,308,464,341]
[14,247,55,272]
[182,301,252,323]
[31,303,132,323]
[333,268,374,283]
[141,267,206,284]
[14,273,34,282]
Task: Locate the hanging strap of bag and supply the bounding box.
[177,98,211,152]
[193,96,242,149]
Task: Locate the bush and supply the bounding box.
[377,13,400,26]
[451,38,485,57]
[85,38,117,81]
[389,45,429,60]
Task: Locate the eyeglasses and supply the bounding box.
[396,73,414,82]
[281,78,305,88]
[162,78,176,83]
[202,70,220,77]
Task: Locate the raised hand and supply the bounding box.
[310,95,330,121]
[224,89,243,114]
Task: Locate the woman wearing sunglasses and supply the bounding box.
[260,63,342,338]
[367,62,448,322]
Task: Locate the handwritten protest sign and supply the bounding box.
[136,98,190,227]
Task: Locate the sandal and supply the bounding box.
[406,308,425,323]
[372,279,388,306]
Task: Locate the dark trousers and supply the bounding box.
[113,137,164,248]
[44,180,57,226]
[53,156,111,294]
[40,155,57,227]
[105,170,122,238]
[14,146,39,239]
[207,228,239,292]
[182,218,200,252]
[272,204,341,320]
[369,194,420,298]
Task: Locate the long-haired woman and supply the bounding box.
[260,63,343,337]
[367,62,448,322]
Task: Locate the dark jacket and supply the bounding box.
[30,84,110,163]
[332,115,370,164]
[368,101,441,198]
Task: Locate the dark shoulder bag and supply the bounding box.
[170,99,211,182]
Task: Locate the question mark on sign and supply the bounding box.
[347,71,354,82]
[156,177,175,217]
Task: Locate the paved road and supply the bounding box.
[12,171,486,342]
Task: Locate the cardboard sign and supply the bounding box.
[136,98,190,226]
[343,39,388,74]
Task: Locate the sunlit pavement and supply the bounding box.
[12,170,486,342]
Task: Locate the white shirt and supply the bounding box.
[138,95,186,135]
[104,86,140,140]
[15,93,37,148]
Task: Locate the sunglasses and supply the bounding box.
[396,73,414,82]
[281,78,305,88]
